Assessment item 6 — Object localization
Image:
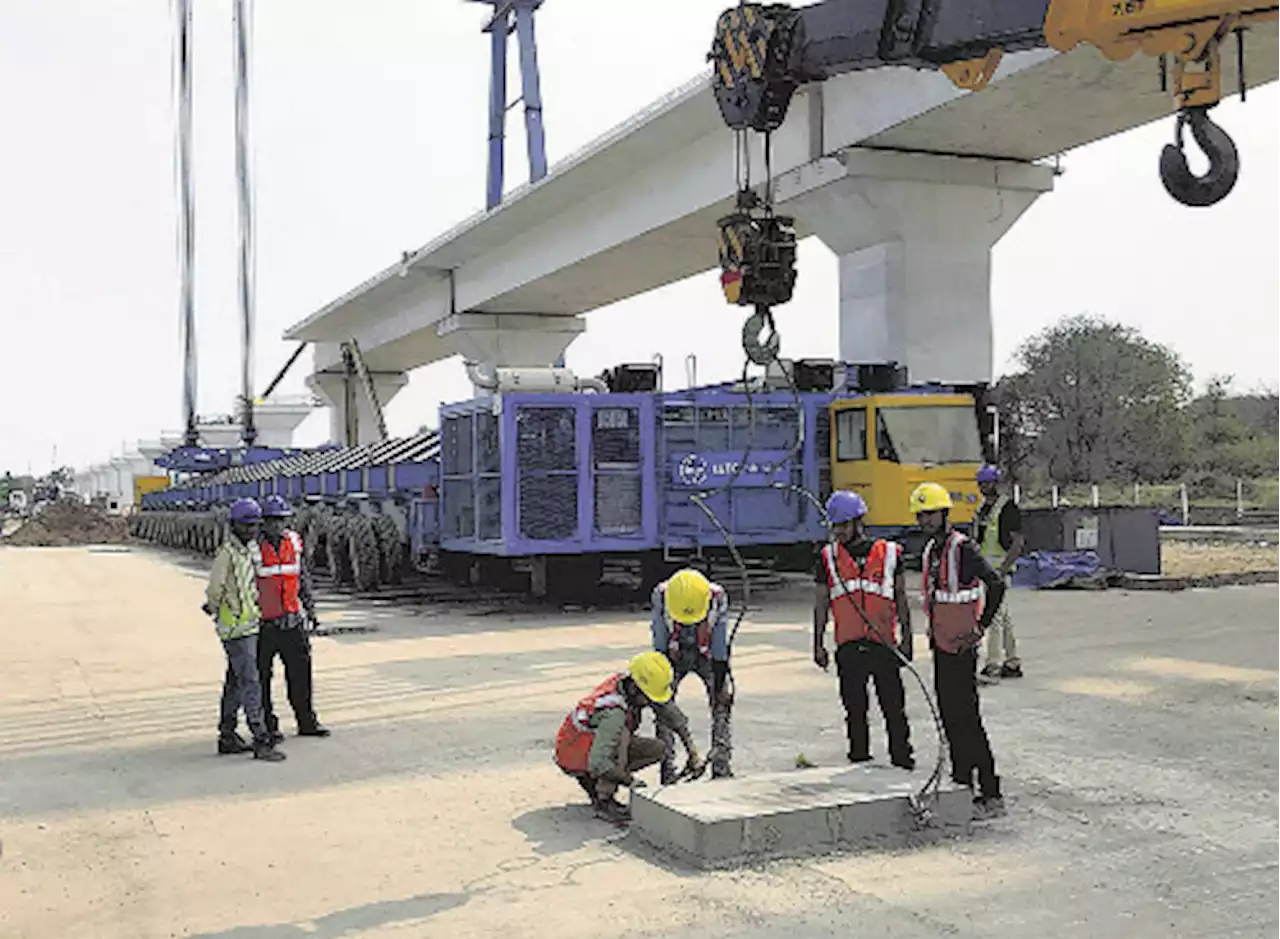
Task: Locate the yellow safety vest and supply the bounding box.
[215,539,261,640]
[978,494,1009,565]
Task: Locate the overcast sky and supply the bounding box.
[1,0,1276,475]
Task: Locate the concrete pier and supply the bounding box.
[630,763,974,869]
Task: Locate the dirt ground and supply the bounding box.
[0,546,1276,939]
[1161,540,1279,577]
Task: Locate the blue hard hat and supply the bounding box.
[826,490,868,525]
[228,498,262,524]
[976,465,1002,484]
[261,494,293,518]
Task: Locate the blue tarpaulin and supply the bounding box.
[1012,550,1112,589]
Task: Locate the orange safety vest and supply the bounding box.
[921,530,983,654]
[554,673,636,774]
[253,531,304,622]
[656,580,726,657]
[821,539,901,646]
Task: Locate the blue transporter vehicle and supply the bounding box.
[134,360,992,595]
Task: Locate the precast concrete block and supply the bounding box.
[629,763,973,869]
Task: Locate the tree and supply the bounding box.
[1185,377,1279,481]
[1001,314,1192,484]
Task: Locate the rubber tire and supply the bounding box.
[347,515,381,592]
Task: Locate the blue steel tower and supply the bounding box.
[469,0,549,211]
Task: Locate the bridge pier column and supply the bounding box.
[308,362,408,447]
[776,149,1055,384]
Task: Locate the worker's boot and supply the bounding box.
[978,664,1002,685]
[593,798,631,826]
[217,732,251,755]
[1000,661,1023,679]
[253,739,287,762]
[972,795,1007,820]
[298,722,331,738]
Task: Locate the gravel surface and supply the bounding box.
[0,546,1275,938]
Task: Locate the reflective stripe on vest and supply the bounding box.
[978,495,1009,563]
[922,531,981,653]
[821,539,899,646]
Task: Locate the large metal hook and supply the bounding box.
[742,305,781,366]
[1159,106,1239,207]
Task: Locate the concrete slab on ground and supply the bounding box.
[631,764,971,869]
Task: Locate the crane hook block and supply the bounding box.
[717,212,798,308]
[1159,106,1239,207]
[709,3,807,132]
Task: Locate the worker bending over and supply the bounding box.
[974,465,1026,683]
[555,652,705,825]
[254,495,329,743]
[813,491,915,769]
[650,567,734,781]
[203,498,285,762]
[911,483,1005,818]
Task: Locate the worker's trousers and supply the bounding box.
[836,640,913,766]
[933,646,1001,799]
[218,634,269,744]
[257,619,320,734]
[982,584,1019,671]
[577,734,666,803]
[656,651,732,779]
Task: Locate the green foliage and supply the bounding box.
[997,317,1277,490]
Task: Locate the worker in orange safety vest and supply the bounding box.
[912,482,1007,820]
[253,495,329,743]
[813,490,915,769]
[555,652,705,825]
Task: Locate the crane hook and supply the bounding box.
[1159,106,1239,208]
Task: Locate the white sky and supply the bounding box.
[1,0,1277,475]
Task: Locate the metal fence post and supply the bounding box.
[1051,484,1059,509]
[1236,478,1244,518]
[1180,483,1190,526]
[1091,484,1099,507]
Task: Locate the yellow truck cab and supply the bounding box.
[828,390,985,550]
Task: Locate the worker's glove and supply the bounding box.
[813,645,830,671]
[897,639,914,663]
[629,778,648,790]
[201,602,216,620]
[304,611,319,634]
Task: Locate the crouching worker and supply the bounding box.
[555,652,705,825]
[203,498,285,762]
[651,567,734,781]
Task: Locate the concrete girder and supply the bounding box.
[308,365,409,448]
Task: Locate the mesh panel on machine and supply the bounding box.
[442,413,475,539]
[442,478,474,539]
[476,410,501,539]
[814,404,832,502]
[593,406,641,534]
[517,406,577,540]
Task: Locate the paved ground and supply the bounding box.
[0,545,1276,938]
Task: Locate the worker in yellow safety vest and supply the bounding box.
[202,498,285,763]
[974,465,1026,683]
[911,482,1005,819]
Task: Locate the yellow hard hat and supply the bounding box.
[664,568,712,625]
[910,482,953,514]
[629,651,675,704]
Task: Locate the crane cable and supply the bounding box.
[681,101,947,827]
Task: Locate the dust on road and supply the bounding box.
[0,546,1276,938]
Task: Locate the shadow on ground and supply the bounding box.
[186,890,477,939]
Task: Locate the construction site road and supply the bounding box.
[1,545,1276,939]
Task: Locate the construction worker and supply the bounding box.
[974,465,1026,683]
[554,651,706,825]
[202,497,285,762]
[813,490,915,769]
[911,482,1005,818]
[254,495,329,742]
[650,567,733,781]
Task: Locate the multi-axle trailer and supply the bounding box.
[133,360,994,596]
